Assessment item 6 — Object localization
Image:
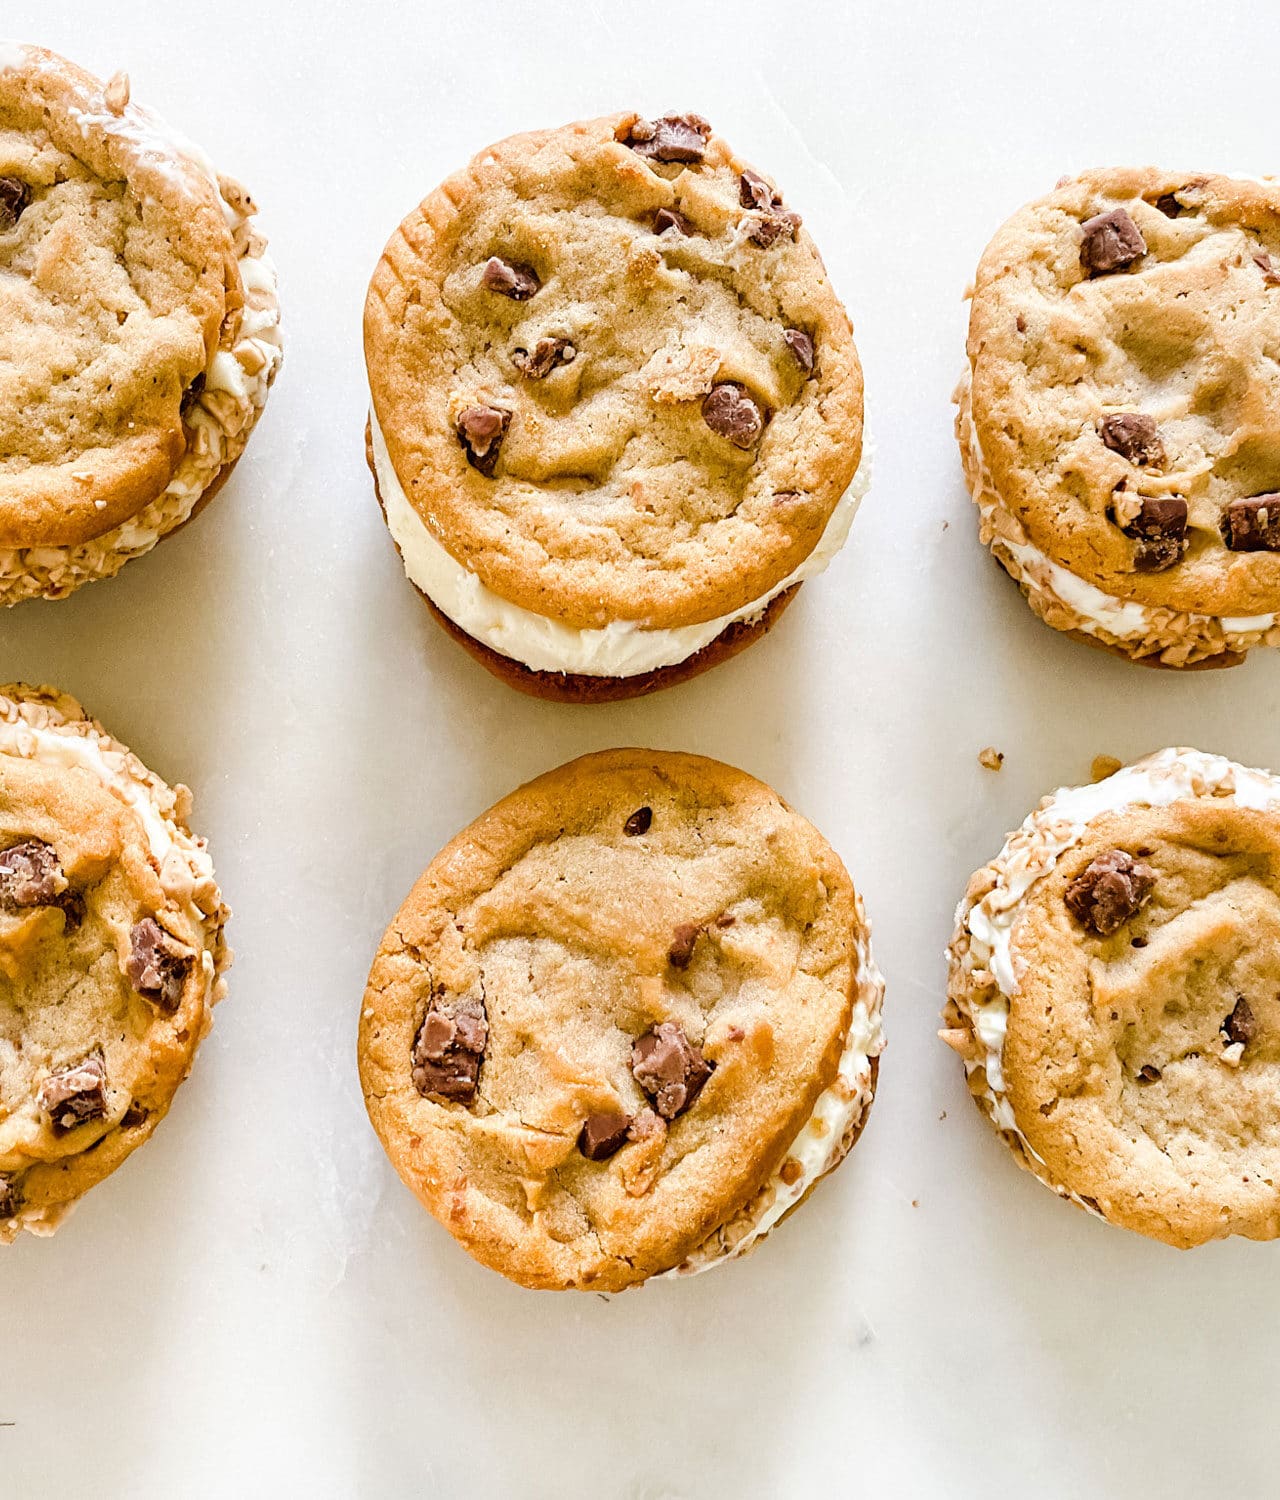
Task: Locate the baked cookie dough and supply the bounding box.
[960,169,1280,667]
[0,43,283,606]
[944,748,1280,1247]
[0,684,229,1242]
[364,112,865,701]
[359,749,884,1289]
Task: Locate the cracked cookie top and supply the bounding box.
[0,44,239,548]
[364,112,863,631]
[968,168,1280,620]
[0,683,229,1242]
[358,748,866,1290]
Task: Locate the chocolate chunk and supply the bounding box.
[1253,251,1280,287]
[482,256,540,301]
[456,405,511,476]
[1137,1065,1162,1083]
[1064,849,1156,935]
[623,114,711,164]
[1124,496,1187,571]
[631,1022,714,1120]
[1222,996,1257,1048]
[652,206,691,236]
[1154,193,1183,218]
[0,1175,15,1219]
[1099,412,1163,466]
[1223,495,1280,553]
[39,1054,108,1133]
[120,1102,148,1130]
[578,1110,631,1161]
[784,329,815,374]
[1080,208,1146,275]
[411,993,488,1104]
[702,382,765,449]
[0,839,67,911]
[623,806,652,837]
[126,917,196,1013]
[667,922,700,969]
[513,336,575,380]
[0,176,29,232]
[739,169,777,211]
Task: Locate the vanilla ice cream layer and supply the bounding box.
[956,370,1279,665]
[663,910,886,1278]
[948,748,1280,1201]
[0,47,284,605]
[371,413,871,678]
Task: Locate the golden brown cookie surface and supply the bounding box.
[964,170,1280,663]
[359,749,883,1290]
[364,112,863,631]
[0,684,229,1242]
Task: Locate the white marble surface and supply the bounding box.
[4,2,1280,1495]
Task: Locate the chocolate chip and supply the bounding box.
[631,1022,714,1120]
[1253,251,1280,287]
[126,917,196,1013]
[1064,849,1156,935]
[1223,495,1280,552]
[120,1102,148,1129]
[512,337,575,380]
[482,256,540,301]
[1080,208,1146,275]
[1137,1064,1162,1083]
[784,329,814,373]
[578,1110,631,1161]
[1222,996,1257,1048]
[0,1175,15,1219]
[1124,496,1187,571]
[623,806,652,837]
[411,993,488,1104]
[456,405,511,476]
[1154,194,1183,218]
[1098,412,1163,466]
[667,922,700,969]
[623,114,711,164]
[746,207,802,248]
[0,176,29,232]
[739,169,776,211]
[714,912,736,928]
[39,1054,108,1133]
[653,206,691,236]
[702,382,765,449]
[0,839,68,911]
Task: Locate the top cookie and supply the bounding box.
[364,112,863,630]
[0,44,245,549]
[358,748,880,1290]
[968,168,1280,621]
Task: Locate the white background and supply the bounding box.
[4,1,1280,1495]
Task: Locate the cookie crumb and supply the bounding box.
[978,746,1004,772]
[1091,755,1123,783]
[104,71,130,115]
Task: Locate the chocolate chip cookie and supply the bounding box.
[358,749,884,1289]
[0,44,283,606]
[960,169,1280,667]
[0,684,229,1241]
[944,748,1280,1247]
[364,112,866,701]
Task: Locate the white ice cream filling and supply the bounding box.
[370,412,870,678]
[955,748,1280,1178]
